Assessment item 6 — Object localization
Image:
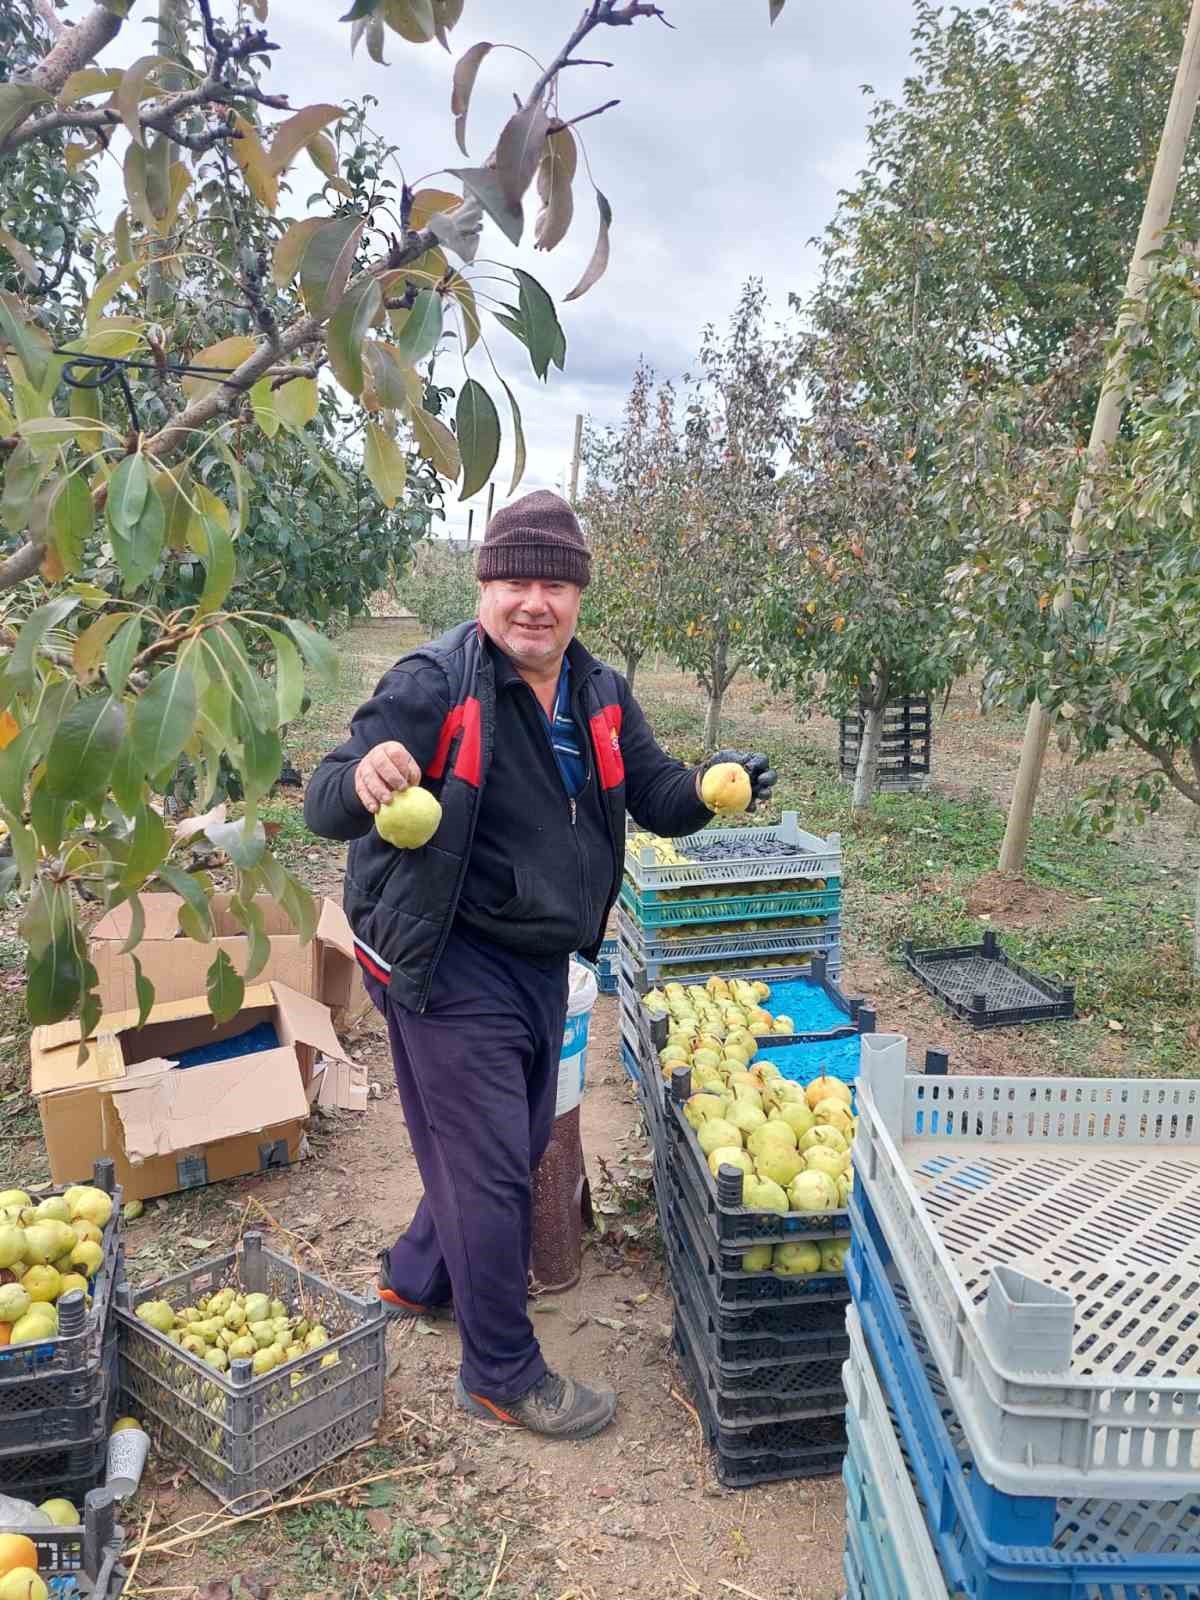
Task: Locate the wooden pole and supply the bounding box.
[466,508,474,545]
[999,0,1200,873]
[485,480,495,530]
[147,0,187,314]
[568,413,583,503]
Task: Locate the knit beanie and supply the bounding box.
[477,489,591,588]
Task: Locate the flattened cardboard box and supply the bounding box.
[30,982,353,1201]
[89,895,356,1015]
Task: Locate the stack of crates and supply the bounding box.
[19,1490,128,1598]
[0,1160,123,1508]
[844,1033,1200,1598]
[618,812,843,987]
[838,697,931,793]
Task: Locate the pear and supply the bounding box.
[0,1225,25,1271]
[741,1243,773,1272]
[788,1170,839,1212]
[700,762,751,814]
[68,1188,113,1228]
[727,1101,766,1137]
[820,1239,850,1274]
[696,1118,742,1157]
[747,1121,797,1160]
[742,1175,788,1214]
[0,1283,30,1322]
[755,1146,805,1188]
[799,1125,848,1156]
[136,1300,176,1334]
[804,1146,848,1181]
[682,1093,728,1129]
[375,786,442,849]
[773,1241,821,1276]
[33,1196,71,1224]
[0,1190,30,1210]
[706,1146,754,1180]
[243,1293,271,1324]
[805,1075,853,1112]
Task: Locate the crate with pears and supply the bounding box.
[0,1487,127,1600]
[0,1161,123,1462]
[116,1231,386,1507]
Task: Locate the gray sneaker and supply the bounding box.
[455,1369,617,1439]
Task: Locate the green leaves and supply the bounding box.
[513,271,565,380]
[0,84,50,146]
[0,292,50,388]
[25,883,82,1026]
[389,289,444,368]
[130,664,197,778]
[299,214,364,318]
[44,694,126,800]
[267,105,344,176]
[47,472,93,575]
[107,455,165,592]
[364,421,408,508]
[456,380,500,500]
[105,616,142,698]
[266,626,305,723]
[327,278,383,397]
[286,618,338,683]
[410,405,461,481]
[206,948,245,1024]
[187,511,237,616]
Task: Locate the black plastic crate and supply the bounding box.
[0,1159,122,1454]
[665,1225,849,1365]
[902,929,1075,1027]
[664,1173,850,1309]
[839,697,931,792]
[10,1488,128,1599]
[0,1327,117,1499]
[673,1304,847,1487]
[632,953,864,1048]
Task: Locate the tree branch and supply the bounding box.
[1124,726,1200,805]
[1,80,289,157]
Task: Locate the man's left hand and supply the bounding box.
[698,749,778,813]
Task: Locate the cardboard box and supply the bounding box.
[89,895,357,1016]
[313,1055,369,1113]
[30,982,352,1201]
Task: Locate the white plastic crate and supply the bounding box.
[624,811,841,892]
[854,1034,1200,1499]
[842,1306,949,1600]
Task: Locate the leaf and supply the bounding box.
[382,0,436,42]
[107,455,165,591]
[120,801,171,887]
[231,113,279,209]
[534,129,576,252]
[188,511,237,616]
[408,188,461,231]
[447,167,523,246]
[362,342,420,411]
[249,377,280,438]
[410,406,461,482]
[144,132,172,222]
[273,374,319,431]
[123,141,153,230]
[515,269,565,380]
[116,55,174,145]
[73,613,126,683]
[0,84,50,146]
[58,68,124,105]
[299,214,364,318]
[451,41,493,156]
[307,130,341,178]
[85,259,145,331]
[500,378,527,495]
[116,893,145,955]
[769,0,785,20]
[0,439,41,534]
[4,597,78,694]
[156,864,213,942]
[564,190,612,302]
[426,205,481,264]
[105,616,142,698]
[0,227,38,287]
[0,711,19,751]
[235,716,282,803]
[456,379,499,501]
[265,626,305,722]
[130,664,198,777]
[267,104,343,175]
[229,892,270,981]
[272,217,325,288]
[27,925,82,1027]
[17,416,100,452]
[130,953,155,1028]
[496,101,552,212]
[0,292,49,388]
[444,273,480,351]
[46,472,92,576]
[181,336,258,402]
[327,277,383,397]
[389,289,443,368]
[286,618,338,683]
[206,948,245,1024]
[364,421,408,508]
[44,693,125,798]
[110,740,144,817]
[207,817,267,870]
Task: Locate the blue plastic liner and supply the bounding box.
[757,1032,861,1089]
[174,1021,280,1069]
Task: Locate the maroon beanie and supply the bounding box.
[477,489,591,588]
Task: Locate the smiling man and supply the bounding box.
[304,489,776,1441]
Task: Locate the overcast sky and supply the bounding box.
[76,0,918,538]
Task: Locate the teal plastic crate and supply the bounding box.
[620,881,842,929]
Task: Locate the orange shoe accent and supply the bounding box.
[379,1287,430,1314]
[467,1391,519,1425]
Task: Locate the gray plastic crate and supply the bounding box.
[854,1034,1200,1499]
[6,1488,128,1599]
[616,907,841,968]
[116,1231,385,1508]
[625,812,841,893]
[0,1158,122,1453]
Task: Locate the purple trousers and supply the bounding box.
[364,927,569,1403]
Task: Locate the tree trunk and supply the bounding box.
[623,649,640,692]
[703,685,724,748]
[851,671,890,812]
[1195,860,1200,980]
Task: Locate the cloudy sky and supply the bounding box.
[76,0,918,537]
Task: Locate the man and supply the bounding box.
[305,490,776,1441]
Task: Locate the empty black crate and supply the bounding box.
[839,698,931,790]
[902,929,1075,1027]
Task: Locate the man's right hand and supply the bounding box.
[354,741,422,814]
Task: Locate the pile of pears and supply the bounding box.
[0,1185,114,1348]
[646,977,797,1047]
[134,1286,338,1380]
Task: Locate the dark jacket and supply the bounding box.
[304,621,710,1011]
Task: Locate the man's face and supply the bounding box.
[478,579,581,669]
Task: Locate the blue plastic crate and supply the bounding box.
[848,1190,1200,1600]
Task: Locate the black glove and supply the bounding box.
[700,749,778,813]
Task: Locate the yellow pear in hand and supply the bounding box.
[700,762,752,814]
[375,787,442,849]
